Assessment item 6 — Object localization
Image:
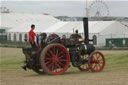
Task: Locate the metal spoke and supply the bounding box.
[48,63,53,69]
[56,48,59,56]
[93,56,96,60]
[52,64,54,71]
[95,64,98,70]
[53,46,55,54]
[56,63,62,70]
[58,55,65,59]
[58,50,64,56]
[46,52,52,58]
[45,61,51,65]
[58,61,64,67]
[93,64,97,69]
[96,54,100,60]
[55,64,57,72]
[98,64,101,68]
[99,58,103,61]
[49,49,54,55]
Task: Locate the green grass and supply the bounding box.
[104,54,128,71]
[0,55,25,72]
[0,49,128,72]
[68,54,128,72]
[0,42,31,47]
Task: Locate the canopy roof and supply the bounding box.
[1,13,128,35]
[0,13,59,32]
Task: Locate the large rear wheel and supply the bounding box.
[40,43,70,75]
[88,51,105,72]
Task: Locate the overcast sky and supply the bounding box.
[0,0,128,17]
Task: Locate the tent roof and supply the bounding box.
[1,13,128,35]
[0,13,59,31]
[43,21,128,34]
[44,21,117,33]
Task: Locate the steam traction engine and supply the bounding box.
[22,18,105,75]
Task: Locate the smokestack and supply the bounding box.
[83,18,89,44]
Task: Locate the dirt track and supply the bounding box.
[1,69,128,85]
[0,47,128,85]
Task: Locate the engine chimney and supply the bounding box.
[83,18,89,44]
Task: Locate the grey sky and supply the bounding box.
[1,0,128,17]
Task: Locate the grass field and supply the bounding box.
[0,42,30,48]
[0,47,128,85]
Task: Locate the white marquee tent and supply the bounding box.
[0,13,59,41]
[0,13,128,46]
[42,21,128,46]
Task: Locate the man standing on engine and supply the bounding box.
[22,24,36,71]
[29,24,36,48]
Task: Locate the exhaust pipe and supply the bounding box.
[83,18,89,44]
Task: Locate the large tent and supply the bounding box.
[0,13,59,41]
[0,13,128,46]
[0,13,59,29]
[42,21,128,46]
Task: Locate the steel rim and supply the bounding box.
[89,52,105,72]
[43,44,70,75]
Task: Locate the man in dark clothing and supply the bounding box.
[70,30,82,39]
[40,33,47,49]
[75,30,82,38]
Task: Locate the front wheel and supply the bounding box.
[77,55,90,71]
[88,51,105,72]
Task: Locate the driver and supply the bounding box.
[70,29,82,39]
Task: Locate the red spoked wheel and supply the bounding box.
[40,43,70,75]
[88,51,105,72]
[78,55,90,71]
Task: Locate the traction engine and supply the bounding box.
[22,18,105,75]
